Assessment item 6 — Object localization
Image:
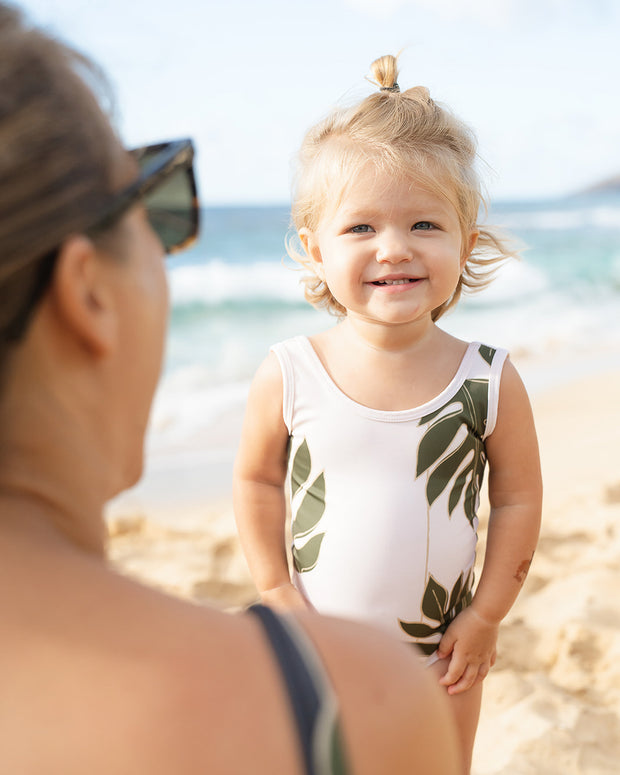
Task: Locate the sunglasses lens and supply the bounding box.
[143,166,197,254]
[136,144,198,254]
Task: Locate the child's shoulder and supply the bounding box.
[437,331,509,375]
[468,340,509,366]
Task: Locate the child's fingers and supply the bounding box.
[476,662,490,683]
[438,653,466,687]
[445,663,481,695]
[436,632,456,661]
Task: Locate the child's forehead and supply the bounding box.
[326,164,459,218]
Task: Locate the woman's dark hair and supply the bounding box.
[0,3,126,360]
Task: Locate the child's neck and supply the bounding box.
[310,317,467,412]
[338,314,436,354]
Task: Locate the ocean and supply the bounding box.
[145,194,620,466]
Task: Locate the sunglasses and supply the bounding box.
[4,138,199,342]
[89,137,200,254]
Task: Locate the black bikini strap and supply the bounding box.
[249,604,320,774]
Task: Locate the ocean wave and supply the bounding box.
[494,203,620,232]
[461,259,549,306]
[148,370,250,445]
[169,258,306,306]
[168,256,553,311]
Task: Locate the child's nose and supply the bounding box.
[376,229,412,263]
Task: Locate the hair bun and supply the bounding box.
[370,54,400,93]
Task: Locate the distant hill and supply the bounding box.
[580,174,620,196]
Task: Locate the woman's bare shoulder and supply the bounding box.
[106,588,459,775]
[2,547,458,774]
[296,612,460,775]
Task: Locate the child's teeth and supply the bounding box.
[383,279,410,285]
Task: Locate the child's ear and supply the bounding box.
[49,235,117,357]
[461,230,479,270]
[299,228,324,277]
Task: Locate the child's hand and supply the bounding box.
[261,582,310,611]
[436,606,499,695]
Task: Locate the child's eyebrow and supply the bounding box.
[338,204,450,222]
[337,205,384,221]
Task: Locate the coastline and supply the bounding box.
[106,351,620,773]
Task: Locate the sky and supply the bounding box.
[17,0,620,205]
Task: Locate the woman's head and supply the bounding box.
[289,54,515,319]
[0,5,131,355]
[0,4,198,490]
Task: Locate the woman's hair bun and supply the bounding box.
[370,54,400,92]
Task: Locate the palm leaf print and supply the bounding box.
[478,344,495,366]
[291,439,311,498]
[399,571,473,653]
[292,533,325,574]
[290,439,327,573]
[292,473,325,540]
[416,377,489,527]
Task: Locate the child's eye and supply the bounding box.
[350,224,373,233]
[412,221,435,231]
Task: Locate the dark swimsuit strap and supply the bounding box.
[248,604,349,775]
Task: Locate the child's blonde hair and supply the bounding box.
[288,54,516,320]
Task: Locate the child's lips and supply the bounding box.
[369,276,421,287]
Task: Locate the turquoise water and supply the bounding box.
[151,195,620,447]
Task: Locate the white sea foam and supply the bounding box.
[169,256,551,309]
[494,203,620,231]
[148,368,249,448]
[462,259,549,306]
[169,258,305,306]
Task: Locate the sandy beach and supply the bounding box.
[106,362,620,774]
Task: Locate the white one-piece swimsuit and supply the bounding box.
[271,336,508,655]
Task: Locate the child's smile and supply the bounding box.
[300,164,478,330]
[369,274,422,289]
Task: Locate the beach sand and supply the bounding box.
[106,366,620,774]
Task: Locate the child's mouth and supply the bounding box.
[371,278,418,286]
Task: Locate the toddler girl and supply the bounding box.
[234,55,542,773]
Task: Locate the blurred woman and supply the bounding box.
[0,5,458,773]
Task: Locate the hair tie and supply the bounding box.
[380,83,400,93]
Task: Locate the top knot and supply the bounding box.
[369,54,400,93]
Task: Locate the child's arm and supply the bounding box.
[233,353,308,610]
[437,359,543,695]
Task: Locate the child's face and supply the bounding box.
[300,165,477,328]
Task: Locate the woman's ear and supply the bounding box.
[299,228,324,278]
[49,235,118,357]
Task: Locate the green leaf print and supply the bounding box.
[478,344,495,366]
[290,439,327,573]
[397,622,438,639]
[292,532,325,573]
[425,437,475,507]
[291,473,325,540]
[291,439,312,498]
[448,572,463,612]
[422,575,448,622]
[399,571,473,649]
[416,378,489,526]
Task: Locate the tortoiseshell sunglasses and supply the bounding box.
[90,137,199,254]
[4,138,199,342]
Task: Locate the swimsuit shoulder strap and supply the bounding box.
[248,604,349,775]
